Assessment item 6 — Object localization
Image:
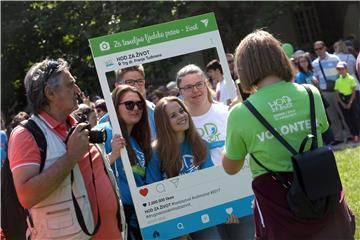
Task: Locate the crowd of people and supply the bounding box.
[1,29,359,239]
[292,39,360,144]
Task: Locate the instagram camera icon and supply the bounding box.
[99,41,110,51]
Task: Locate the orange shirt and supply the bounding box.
[8,112,122,239]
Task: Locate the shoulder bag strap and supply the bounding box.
[71,148,101,236]
[243,101,297,155]
[318,60,328,82]
[21,119,47,172]
[250,153,292,188]
[243,101,294,188]
[96,143,124,233]
[20,119,48,230]
[302,85,318,149]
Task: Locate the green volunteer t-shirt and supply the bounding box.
[334,73,356,96]
[225,81,329,179]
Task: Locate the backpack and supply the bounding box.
[1,119,47,240]
[243,85,342,219]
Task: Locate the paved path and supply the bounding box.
[332,140,360,151]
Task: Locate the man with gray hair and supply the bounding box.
[7,58,124,239]
[115,65,156,138]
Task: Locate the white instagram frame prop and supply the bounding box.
[89,13,253,239]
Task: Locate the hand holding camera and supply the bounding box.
[65,114,107,162]
[68,114,107,144]
[66,123,91,162]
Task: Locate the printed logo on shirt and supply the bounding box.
[135,148,146,168]
[268,96,293,113]
[180,154,199,174]
[197,123,220,142]
[256,119,318,142]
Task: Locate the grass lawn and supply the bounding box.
[335,145,360,239]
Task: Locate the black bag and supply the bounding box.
[1,119,47,240]
[244,85,342,219]
[319,60,335,91]
[325,81,335,91]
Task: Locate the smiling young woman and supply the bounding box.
[94,85,152,240]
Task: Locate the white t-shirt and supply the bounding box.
[192,103,228,165]
[216,79,232,104]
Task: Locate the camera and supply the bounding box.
[83,123,107,144]
[67,114,107,144]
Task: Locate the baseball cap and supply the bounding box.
[336,61,347,69]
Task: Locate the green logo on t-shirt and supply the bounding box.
[197,123,220,142]
[267,96,293,113]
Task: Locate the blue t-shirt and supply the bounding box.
[295,71,315,85]
[98,112,109,124]
[146,140,214,183]
[0,130,7,167]
[312,53,340,90]
[95,122,146,205]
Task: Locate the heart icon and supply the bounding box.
[225,207,233,215]
[139,188,148,197]
[143,203,147,207]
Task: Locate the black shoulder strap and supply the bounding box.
[21,119,47,172]
[243,101,297,155]
[303,85,317,149]
[19,118,47,229]
[318,60,328,82]
[243,86,317,154]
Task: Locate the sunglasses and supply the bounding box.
[314,46,324,51]
[120,100,144,110]
[45,60,60,82]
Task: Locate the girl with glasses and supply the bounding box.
[98,85,152,240]
[176,64,254,239]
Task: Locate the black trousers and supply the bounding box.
[339,94,360,136]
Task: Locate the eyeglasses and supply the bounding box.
[314,46,324,51]
[179,81,206,93]
[227,60,234,64]
[96,108,103,113]
[124,79,145,86]
[120,100,144,111]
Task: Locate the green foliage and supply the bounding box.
[335,146,360,238]
[1,1,297,122]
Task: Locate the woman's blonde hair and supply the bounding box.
[153,96,207,178]
[234,30,295,93]
[333,40,349,54]
[176,64,214,103]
